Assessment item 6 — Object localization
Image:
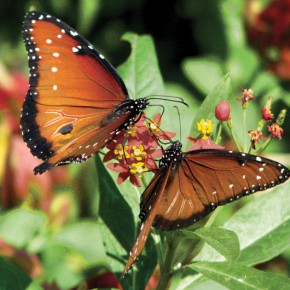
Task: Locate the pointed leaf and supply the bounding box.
[95,154,135,252]
[193,227,240,262]
[190,74,231,138]
[189,261,290,290]
[119,33,164,99]
[182,57,223,95]
[195,182,290,266]
[224,182,290,266]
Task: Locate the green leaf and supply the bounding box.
[219,0,245,50]
[224,182,290,266]
[77,0,101,34]
[118,33,164,99]
[190,74,231,138]
[55,222,107,264]
[95,154,136,253]
[95,156,157,289]
[226,47,259,86]
[26,281,43,290]
[250,71,279,96]
[42,243,84,289]
[182,57,223,95]
[0,258,31,290]
[118,33,185,141]
[0,208,46,248]
[195,182,290,266]
[189,261,290,290]
[190,227,240,262]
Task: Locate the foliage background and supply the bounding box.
[0,0,290,289]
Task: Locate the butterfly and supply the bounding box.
[122,140,290,277]
[20,11,151,174]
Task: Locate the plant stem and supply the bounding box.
[243,107,246,152]
[256,136,273,155]
[153,230,164,267]
[229,127,242,152]
[156,240,175,290]
[215,121,223,144]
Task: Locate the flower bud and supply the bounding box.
[215,101,231,121]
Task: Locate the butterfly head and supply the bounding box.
[112,98,149,128]
[160,140,183,169]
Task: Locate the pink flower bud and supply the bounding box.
[215,101,231,121]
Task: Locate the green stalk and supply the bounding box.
[156,238,175,290]
[242,107,246,152]
[215,121,223,144]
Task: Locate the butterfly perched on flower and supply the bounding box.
[122,140,290,277]
[21,11,156,174]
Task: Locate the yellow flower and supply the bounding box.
[114,144,129,160]
[131,144,147,161]
[130,162,148,177]
[127,125,137,137]
[147,119,160,136]
[197,119,212,139]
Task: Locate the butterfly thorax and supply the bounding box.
[102,98,149,129]
[159,141,183,170]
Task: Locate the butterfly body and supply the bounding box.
[123,141,290,276]
[21,11,149,174]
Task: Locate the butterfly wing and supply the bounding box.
[21,11,130,174]
[121,165,171,278]
[123,146,289,275]
[152,149,290,230]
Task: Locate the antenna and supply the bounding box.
[174,105,182,141]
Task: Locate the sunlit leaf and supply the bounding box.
[0,209,46,248]
[189,261,290,290]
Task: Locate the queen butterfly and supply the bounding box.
[122,141,290,277]
[20,11,150,174]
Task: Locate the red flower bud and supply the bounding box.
[215,101,231,121]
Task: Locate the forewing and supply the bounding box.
[21,11,129,173]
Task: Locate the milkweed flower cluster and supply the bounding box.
[104,113,175,186]
[187,119,224,150]
[249,95,286,149]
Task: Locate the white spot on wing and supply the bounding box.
[46,39,52,44]
[51,67,58,72]
[70,30,78,36]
